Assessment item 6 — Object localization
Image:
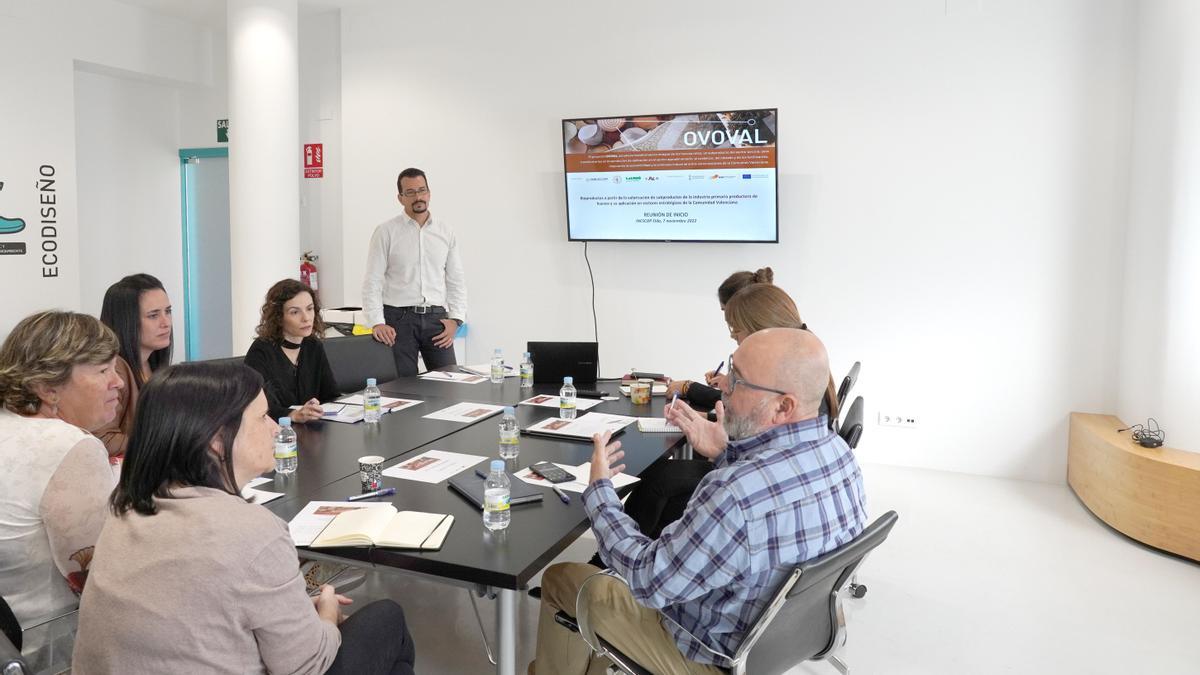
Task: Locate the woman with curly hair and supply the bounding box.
[243,279,339,423]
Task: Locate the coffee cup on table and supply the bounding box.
[630,380,652,405]
[358,455,385,491]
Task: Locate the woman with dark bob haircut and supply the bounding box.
[73,362,415,675]
[244,279,340,423]
[96,273,174,456]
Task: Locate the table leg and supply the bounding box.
[495,587,518,675]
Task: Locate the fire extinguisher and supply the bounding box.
[300,252,319,294]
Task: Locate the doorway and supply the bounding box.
[179,148,232,361]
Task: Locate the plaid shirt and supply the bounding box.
[583,415,867,666]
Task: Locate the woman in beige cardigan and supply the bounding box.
[74,362,415,675]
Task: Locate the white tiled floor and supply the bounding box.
[347,462,1200,674]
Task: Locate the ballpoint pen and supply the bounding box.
[669,393,679,414]
[347,486,395,501]
[552,486,570,504]
[713,360,725,376]
[475,468,489,480]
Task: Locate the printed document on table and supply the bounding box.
[242,476,285,504]
[336,394,423,414]
[513,462,639,494]
[418,370,487,384]
[518,394,604,411]
[523,412,638,440]
[320,404,363,424]
[381,449,488,484]
[288,501,394,546]
[422,401,505,423]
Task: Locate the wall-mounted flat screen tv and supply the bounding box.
[562,108,777,243]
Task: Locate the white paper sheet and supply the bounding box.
[418,370,487,384]
[619,383,669,396]
[513,462,639,494]
[381,449,488,484]
[422,401,505,423]
[518,394,604,411]
[335,395,423,414]
[287,501,394,546]
[459,364,520,378]
[241,476,284,504]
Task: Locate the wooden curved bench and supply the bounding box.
[1068,413,1200,562]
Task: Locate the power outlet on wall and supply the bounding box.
[878,412,919,428]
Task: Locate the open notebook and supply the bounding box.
[310,505,453,550]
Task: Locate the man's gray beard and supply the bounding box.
[722,397,773,441]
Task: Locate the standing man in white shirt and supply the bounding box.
[362,168,468,376]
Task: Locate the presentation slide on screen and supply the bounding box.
[564,110,777,242]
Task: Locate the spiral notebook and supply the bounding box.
[636,418,682,433]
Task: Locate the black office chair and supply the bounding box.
[558,511,900,675]
[1,596,29,675]
[0,633,28,675]
[838,396,864,451]
[323,335,399,394]
[195,355,246,369]
[836,395,868,598]
[835,362,861,432]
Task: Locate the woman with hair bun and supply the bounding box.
[666,266,775,410]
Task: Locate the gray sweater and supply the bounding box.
[73,486,340,674]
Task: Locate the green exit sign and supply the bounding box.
[217,119,229,143]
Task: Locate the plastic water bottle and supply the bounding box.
[483,460,511,531]
[519,351,534,389]
[498,406,520,459]
[364,378,381,424]
[274,417,298,474]
[559,376,577,420]
[490,348,505,384]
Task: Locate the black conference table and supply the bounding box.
[262,371,684,675]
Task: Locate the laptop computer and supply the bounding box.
[527,341,598,385]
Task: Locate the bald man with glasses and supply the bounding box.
[530,328,868,675]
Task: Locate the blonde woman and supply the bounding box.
[665,266,774,409]
[0,311,122,627]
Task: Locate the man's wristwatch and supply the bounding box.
[452,318,463,326]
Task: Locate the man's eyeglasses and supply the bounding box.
[725,355,790,396]
[401,187,428,198]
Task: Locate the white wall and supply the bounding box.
[68,0,222,358]
[0,0,222,352]
[178,28,228,149]
[298,9,344,307]
[341,0,1135,483]
[0,1,83,336]
[1117,0,1200,451]
[73,69,187,355]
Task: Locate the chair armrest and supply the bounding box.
[574,569,621,658]
[0,631,29,674]
[574,569,735,667]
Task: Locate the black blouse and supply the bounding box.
[243,337,340,420]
